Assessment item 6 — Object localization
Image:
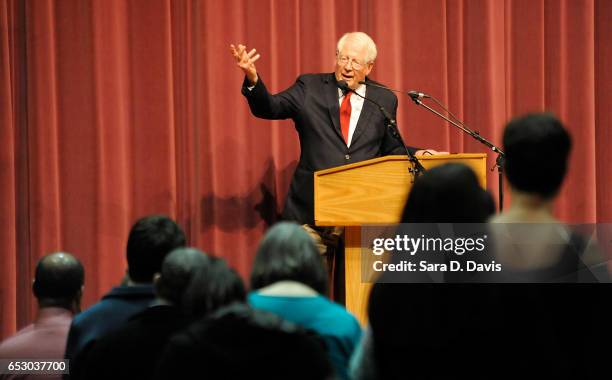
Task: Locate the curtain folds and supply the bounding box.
[1,0,610,338]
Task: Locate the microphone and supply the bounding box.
[354,80,426,177]
[337,80,396,124]
[408,91,430,100]
[371,79,506,211]
[336,80,351,95]
[338,80,396,125]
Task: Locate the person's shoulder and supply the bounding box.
[296,72,334,84]
[365,77,397,101]
[366,77,385,87]
[71,288,131,326]
[72,295,117,327]
[315,297,361,329]
[71,303,103,328]
[0,326,34,356]
[297,72,330,80]
[247,291,266,306]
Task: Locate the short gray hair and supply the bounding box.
[336,32,378,64]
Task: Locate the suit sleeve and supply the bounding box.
[380,95,419,155]
[241,75,305,120]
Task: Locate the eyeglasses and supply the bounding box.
[336,55,367,70]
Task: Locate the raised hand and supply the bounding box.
[230,43,261,85]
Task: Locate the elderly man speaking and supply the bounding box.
[230,32,442,290]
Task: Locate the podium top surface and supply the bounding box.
[313,153,488,226]
[314,153,487,177]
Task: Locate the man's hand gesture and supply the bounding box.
[230,44,260,86]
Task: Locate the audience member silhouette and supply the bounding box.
[0,252,84,380]
[357,163,496,380]
[80,248,213,380]
[490,112,605,281]
[155,262,332,379]
[155,303,334,380]
[180,256,247,320]
[360,115,609,380]
[249,222,362,380]
[63,214,185,380]
[486,112,609,378]
[400,163,495,223]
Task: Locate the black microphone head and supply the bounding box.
[407,91,423,105]
[336,80,350,93]
[408,90,430,99]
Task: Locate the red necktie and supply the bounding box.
[340,92,352,144]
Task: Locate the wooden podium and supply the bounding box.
[314,154,487,325]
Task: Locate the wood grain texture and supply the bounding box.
[315,154,487,325]
[315,154,487,226]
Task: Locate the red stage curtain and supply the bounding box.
[1,0,611,338]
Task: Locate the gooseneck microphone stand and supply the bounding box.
[411,95,505,211]
[337,80,426,179]
[382,111,427,180]
[361,81,506,212]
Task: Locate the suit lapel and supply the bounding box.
[324,75,345,142]
[350,83,376,146]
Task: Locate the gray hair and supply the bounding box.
[250,222,327,295]
[336,32,378,64]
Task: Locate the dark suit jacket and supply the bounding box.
[81,305,188,380]
[242,73,414,225]
[63,285,155,380]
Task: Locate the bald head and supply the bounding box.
[33,252,84,310]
